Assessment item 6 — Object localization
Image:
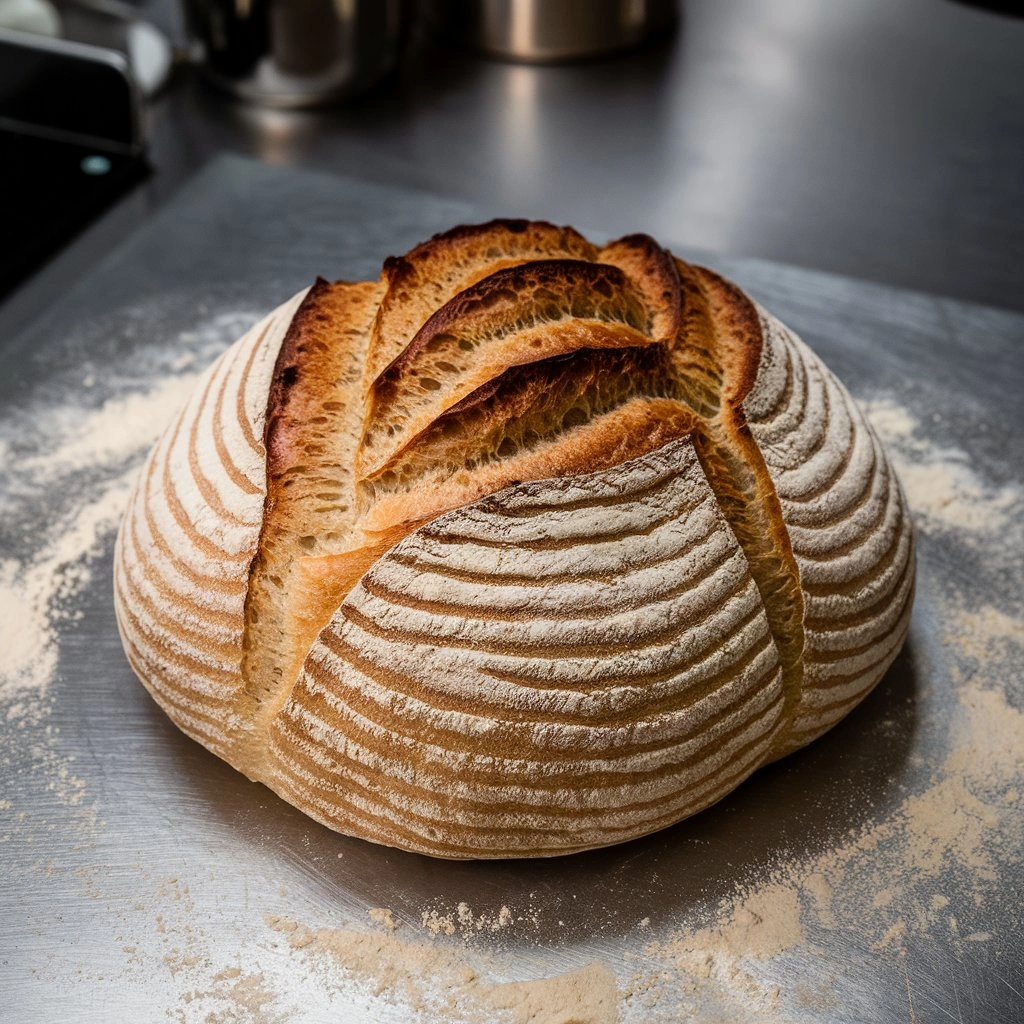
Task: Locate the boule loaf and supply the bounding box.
[113,220,914,859]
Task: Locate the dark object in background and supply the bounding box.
[442,0,678,62]
[0,29,148,300]
[947,0,1024,18]
[184,0,406,108]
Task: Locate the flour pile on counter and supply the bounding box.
[0,309,258,710]
[264,914,618,1024]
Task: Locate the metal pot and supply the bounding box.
[443,0,677,63]
[184,0,404,108]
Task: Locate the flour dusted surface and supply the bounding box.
[623,390,1024,1019]
[0,374,199,705]
[2,268,1021,1022]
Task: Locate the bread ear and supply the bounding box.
[358,260,656,480]
[598,234,683,341]
[364,219,598,389]
[357,346,688,533]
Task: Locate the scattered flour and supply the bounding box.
[421,901,517,939]
[265,914,618,1024]
[0,311,258,829]
[0,310,259,707]
[0,471,137,702]
[369,907,399,932]
[4,323,1022,1024]
[15,378,197,486]
[626,393,1024,1019]
[628,637,1023,1018]
[172,970,284,1024]
[863,397,1021,537]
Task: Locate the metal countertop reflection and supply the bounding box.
[2,0,1023,340]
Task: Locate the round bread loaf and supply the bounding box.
[113,221,914,859]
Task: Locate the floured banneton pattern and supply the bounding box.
[114,291,307,757]
[266,440,785,857]
[114,219,914,858]
[743,313,914,753]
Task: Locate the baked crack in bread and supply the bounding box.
[114,221,915,859]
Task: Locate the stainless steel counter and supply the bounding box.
[2,3,1023,1021]
[2,0,1023,337]
[1,157,1022,1024]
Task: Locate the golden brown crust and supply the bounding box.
[358,343,681,531]
[689,263,765,406]
[599,234,683,341]
[114,219,915,860]
[361,397,698,535]
[380,218,596,294]
[263,277,331,475]
[365,219,598,389]
[240,277,383,754]
[377,259,645,380]
[357,259,659,482]
[670,262,806,749]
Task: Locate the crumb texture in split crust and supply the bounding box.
[113,218,915,859]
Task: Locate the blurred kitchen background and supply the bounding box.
[1,0,1022,335]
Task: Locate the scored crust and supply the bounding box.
[742,311,914,752]
[113,220,914,859]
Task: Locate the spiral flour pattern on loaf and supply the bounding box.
[742,313,914,754]
[264,440,786,857]
[114,292,306,757]
[114,220,914,859]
